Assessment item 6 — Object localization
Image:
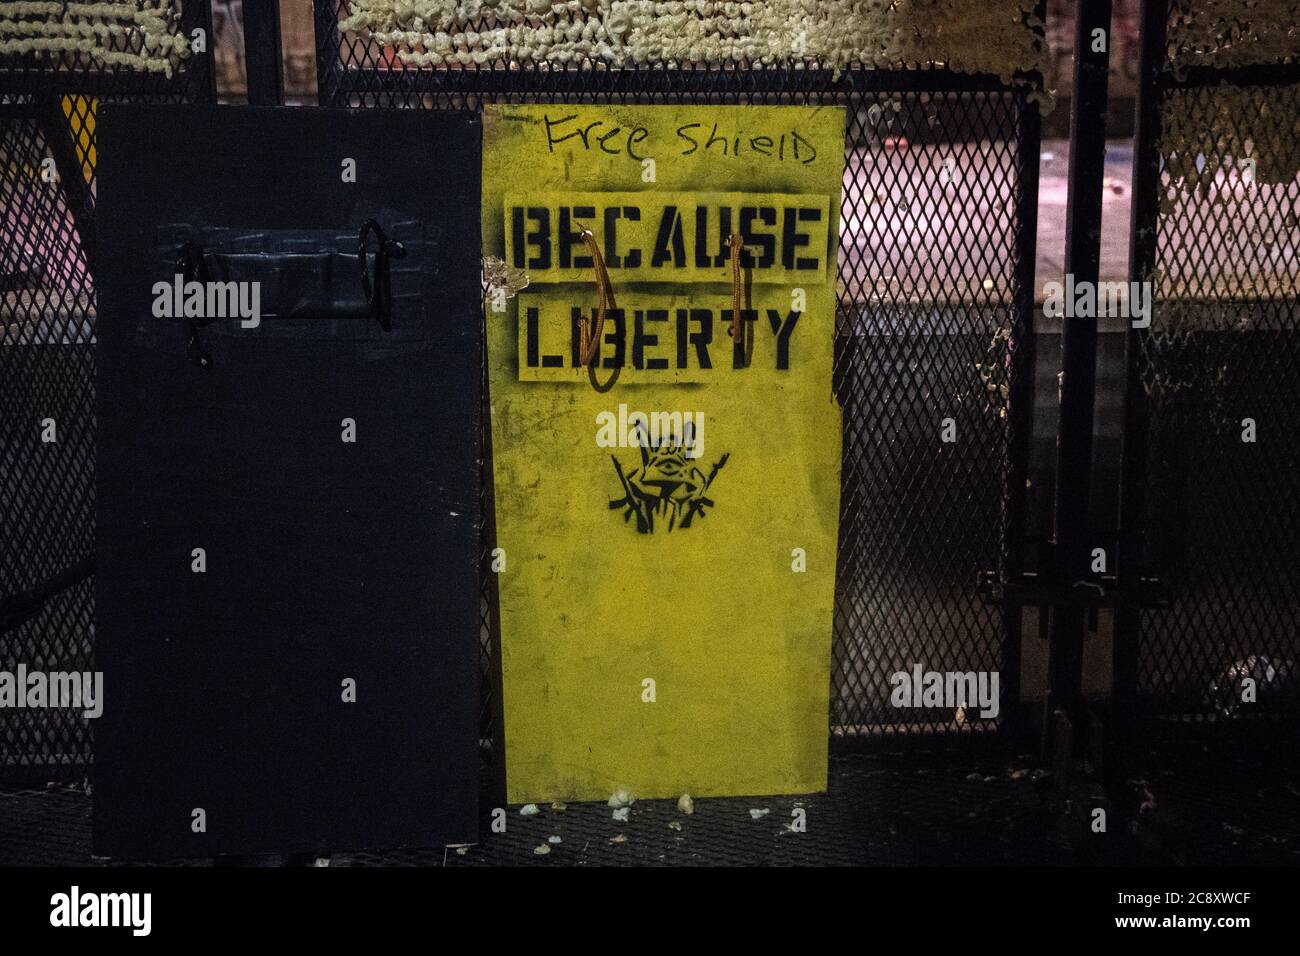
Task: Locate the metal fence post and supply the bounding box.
[243,0,286,106]
[1045,0,1112,759]
[1110,0,1166,790]
[1001,0,1049,739]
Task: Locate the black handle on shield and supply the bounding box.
[176,222,405,368]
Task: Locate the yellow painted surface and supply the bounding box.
[484,104,845,803]
[503,190,831,284]
[515,288,820,385]
[59,96,96,183]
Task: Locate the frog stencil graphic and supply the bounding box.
[609,424,729,534]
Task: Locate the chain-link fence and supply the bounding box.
[2,1,1046,784]
[1126,3,1300,724]
[4,0,1296,866]
[0,1,215,781]
[313,1,1044,741]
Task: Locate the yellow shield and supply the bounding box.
[484,103,845,802]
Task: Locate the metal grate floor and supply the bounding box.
[5,741,1296,866]
[3,750,1070,867]
[1121,722,1300,867]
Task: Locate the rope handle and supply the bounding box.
[572,228,747,390]
[727,232,756,367]
[728,232,745,344]
[578,225,620,393]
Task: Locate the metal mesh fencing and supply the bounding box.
[1132,12,1300,722]
[0,2,215,781]
[315,1,1042,739]
[0,3,1044,788]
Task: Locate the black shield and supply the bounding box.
[92,105,482,859]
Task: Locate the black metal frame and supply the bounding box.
[1111,0,1169,773]
[1117,0,1300,738]
[243,0,285,106]
[1045,0,1112,761]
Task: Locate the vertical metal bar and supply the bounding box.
[180,0,218,102]
[1001,1,1048,738]
[1111,0,1167,785]
[243,0,285,106]
[312,0,346,107]
[1046,0,1112,753]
